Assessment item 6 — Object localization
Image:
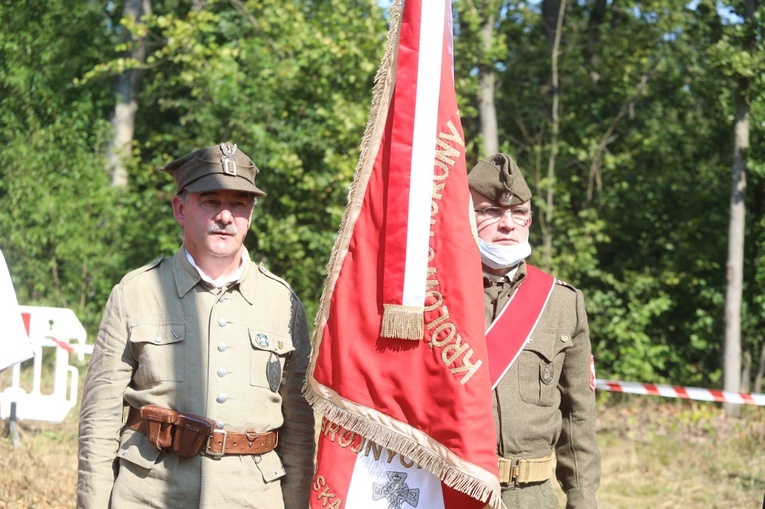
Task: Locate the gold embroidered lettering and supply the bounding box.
[365,440,383,461]
[424,291,445,313]
[317,485,332,500]
[450,349,482,385]
[432,181,446,200]
[430,321,457,348]
[419,116,482,385]
[430,200,439,227]
[350,436,365,454]
[434,157,450,175]
[313,476,344,509]
[338,429,355,448]
[400,455,414,468]
[425,305,450,328]
[386,448,397,463]
[439,120,464,146]
[321,419,342,441]
[435,138,461,167]
[442,336,470,366]
[312,475,326,492]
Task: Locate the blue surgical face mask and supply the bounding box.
[478,238,532,270]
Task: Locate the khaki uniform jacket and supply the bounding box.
[77,247,315,509]
[485,262,600,509]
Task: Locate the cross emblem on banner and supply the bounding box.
[372,471,420,509]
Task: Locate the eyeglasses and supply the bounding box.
[474,206,532,227]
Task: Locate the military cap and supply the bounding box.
[468,153,531,207]
[161,142,266,197]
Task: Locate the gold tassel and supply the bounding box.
[381,304,424,340]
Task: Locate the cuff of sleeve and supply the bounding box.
[565,487,597,509]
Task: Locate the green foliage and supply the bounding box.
[124,0,388,320]
[0,0,125,332]
[4,0,387,326]
[1,0,764,391]
[453,0,765,386]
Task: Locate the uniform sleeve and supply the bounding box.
[555,288,601,509]
[77,286,135,508]
[277,294,316,509]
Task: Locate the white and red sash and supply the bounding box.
[486,265,557,389]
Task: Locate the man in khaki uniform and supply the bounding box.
[468,154,600,508]
[77,143,314,509]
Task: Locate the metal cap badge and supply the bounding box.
[161,142,266,197]
[468,153,531,207]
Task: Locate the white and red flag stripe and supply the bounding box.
[306,0,501,508]
[0,250,34,372]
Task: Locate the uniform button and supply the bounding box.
[216,420,225,429]
[217,343,228,352]
[216,394,228,404]
[218,317,228,327]
[218,295,226,303]
[154,335,162,343]
[217,368,228,377]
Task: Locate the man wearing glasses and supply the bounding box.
[468,153,601,509]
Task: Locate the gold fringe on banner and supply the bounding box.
[381,304,424,340]
[309,397,502,509]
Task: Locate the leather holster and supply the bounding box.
[139,404,215,459]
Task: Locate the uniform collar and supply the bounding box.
[482,260,526,287]
[185,249,244,287]
[173,244,256,305]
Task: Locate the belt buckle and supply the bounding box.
[205,429,227,460]
[502,464,520,491]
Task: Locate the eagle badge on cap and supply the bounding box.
[499,192,513,206]
[220,142,238,176]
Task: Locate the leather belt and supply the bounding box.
[498,454,555,487]
[126,406,278,458]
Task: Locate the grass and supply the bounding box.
[553,395,765,508]
[1,386,764,508]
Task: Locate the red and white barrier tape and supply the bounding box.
[49,337,74,352]
[595,379,765,407]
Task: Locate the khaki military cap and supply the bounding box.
[161,142,266,197]
[468,153,531,207]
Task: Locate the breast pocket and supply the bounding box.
[249,329,295,391]
[129,322,186,384]
[518,332,572,407]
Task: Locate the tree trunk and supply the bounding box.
[740,350,751,394]
[476,9,499,156]
[754,342,765,394]
[722,0,754,416]
[107,0,151,188]
[585,0,608,68]
[541,0,561,44]
[722,72,748,417]
[541,0,566,270]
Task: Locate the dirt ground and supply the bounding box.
[1,396,764,509]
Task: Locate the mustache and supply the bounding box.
[208,223,238,236]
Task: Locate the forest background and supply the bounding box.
[1,0,765,398]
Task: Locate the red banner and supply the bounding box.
[306,0,500,507]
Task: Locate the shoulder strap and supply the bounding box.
[486,265,556,389]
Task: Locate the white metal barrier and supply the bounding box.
[0,306,92,423]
